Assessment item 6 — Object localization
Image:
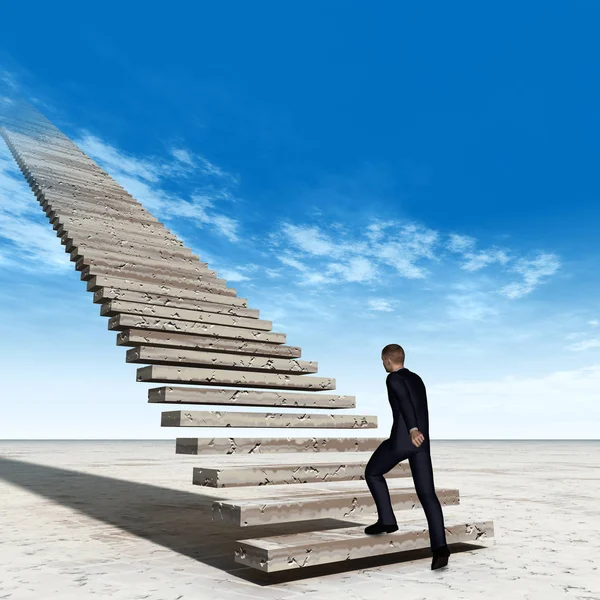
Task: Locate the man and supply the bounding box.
[364,343,451,570]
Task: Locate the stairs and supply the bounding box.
[0,103,494,574]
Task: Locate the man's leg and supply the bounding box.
[365,439,409,525]
[408,449,447,550]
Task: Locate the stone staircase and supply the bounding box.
[0,104,494,574]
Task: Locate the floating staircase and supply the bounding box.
[0,103,494,574]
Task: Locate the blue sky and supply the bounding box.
[1,1,599,439]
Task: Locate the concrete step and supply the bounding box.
[62,231,192,255]
[23,162,127,192]
[97,281,247,307]
[7,131,87,154]
[105,300,270,329]
[129,344,309,368]
[26,168,128,197]
[90,275,239,301]
[39,189,156,215]
[35,183,141,206]
[97,289,259,318]
[67,240,198,263]
[44,202,160,225]
[235,518,494,572]
[111,315,276,341]
[117,329,299,357]
[149,386,354,408]
[212,485,459,527]
[82,264,228,291]
[50,211,165,236]
[176,437,386,454]
[141,364,333,389]
[162,410,373,429]
[60,227,186,255]
[15,144,98,164]
[129,346,311,371]
[75,255,213,277]
[17,149,114,175]
[51,213,176,240]
[82,264,227,291]
[193,459,408,487]
[73,248,205,271]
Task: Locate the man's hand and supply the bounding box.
[410,429,425,447]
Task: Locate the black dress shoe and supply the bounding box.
[431,545,450,570]
[364,521,399,535]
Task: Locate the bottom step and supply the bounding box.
[235,519,494,572]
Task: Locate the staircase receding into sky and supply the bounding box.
[0,103,494,574]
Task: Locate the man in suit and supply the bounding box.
[364,343,451,570]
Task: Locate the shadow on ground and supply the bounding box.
[0,457,488,585]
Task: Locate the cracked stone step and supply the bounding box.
[37,186,146,208]
[82,265,228,291]
[67,240,198,262]
[98,289,259,318]
[52,216,173,241]
[90,275,242,303]
[27,170,131,197]
[47,204,162,226]
[176,437,386,454]
[140,362,340,387]
[57,222,183,248]
[23,164,130,192]
[44,202,161,224]
[129,346,313,372]
[234,519,493,572]
[130,346,310,371]
[117,329,299,357]
[75,249,205,271]
[107,301,270,329]
[91,274,232,296]
[148,386,354,408]
[193,459,409,487]
[50,214,176,240]
[112,314,278,341]
[161,410,373,428]
[62,231,192,255]
[76,255,214,277]
[212,486,459,527]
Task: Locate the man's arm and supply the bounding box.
[387,376,419,431]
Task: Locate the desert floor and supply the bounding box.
[0,440,598,600]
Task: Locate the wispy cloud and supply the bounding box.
[74,132,242,242]
[430,364,600,419]
[499,252,561,299]
[264,219,560,307]
[0,140,70,273]
[367,298,395,312]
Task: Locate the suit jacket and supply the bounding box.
[386,367,430,453]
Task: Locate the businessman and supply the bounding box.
[364,343,451,570]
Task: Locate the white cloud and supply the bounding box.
[446,232,511,271]
[588,320,599,327]
[74,132,242,242]
[215,268,251,282]
[430,364,600,419]
[446,232,477,253]
[499,252,561,299]
[567,338,600,352]
[445,291,499,321]
[171,148,194,166]
[0,139,70,273]
[368,298,395,312]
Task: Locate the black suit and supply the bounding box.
[365,367,447,551]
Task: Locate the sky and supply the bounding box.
[0,1,599,439]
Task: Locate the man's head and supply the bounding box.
[381,344,405,372]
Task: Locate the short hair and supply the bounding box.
[381,344,405,364]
